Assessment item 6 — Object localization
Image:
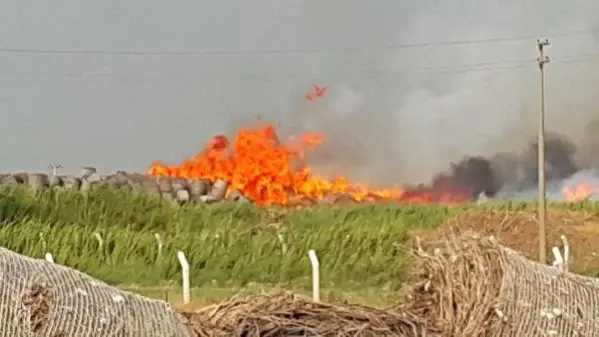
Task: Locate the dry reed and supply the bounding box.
[183,234,599,336]
[184,293,433,337]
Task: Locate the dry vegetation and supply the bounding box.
[184,293,428,337]
[411,208,599,275]
[178,235,599,336]
[3,182,599,335]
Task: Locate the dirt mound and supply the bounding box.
[184,293,429,337]
[411,209,599,274]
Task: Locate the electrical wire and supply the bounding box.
[0,53,597,81]
[0,28,596,56]
[0,44,597,83]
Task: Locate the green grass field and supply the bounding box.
[1,187,598,307]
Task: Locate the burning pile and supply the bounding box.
[148,119,599,205]
[148,124,472,206]
[142,86,599,205]
[2,123,599,205]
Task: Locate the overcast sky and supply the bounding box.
[1,1,599,184]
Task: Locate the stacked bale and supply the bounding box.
[0,167,252,206]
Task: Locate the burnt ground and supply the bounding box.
[410,208,599,276]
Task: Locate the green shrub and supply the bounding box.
[0,187,596,289]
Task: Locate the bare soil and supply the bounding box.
[410,208,599,275]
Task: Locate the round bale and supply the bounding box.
[171,178,189,192]
[48,175,64,188]
[104,173,132,190]
[227,189,251,203]
[80,179,95,191]
[27,173,50,191]
[176,189,191,205]
[62,176,82,190]
[157,177,173,194]
[189,179,209,197]
[12,173,29,185]
[0,174,20,187]
[210,179,228,200]
[198,195,219,204]
[80,166,97,179]
[140,181,161,197]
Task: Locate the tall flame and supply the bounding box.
[148,124,471,206]
[562,183,599,201]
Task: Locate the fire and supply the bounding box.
[148,124,472,206]
[305,85,328,101]
[562,183,599,202]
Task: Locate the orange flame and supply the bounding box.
[305,85,328,101]
[148,124,404,205]
[562,183,599,202]
[148,124,473,206]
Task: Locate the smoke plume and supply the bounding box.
[233,0,599,201]
[417,130,586,200]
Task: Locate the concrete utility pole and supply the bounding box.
[48,164,63,177]
[537,38,550,264]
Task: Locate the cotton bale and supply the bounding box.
[0,174,21,187]
[209,179,228,200]
[79,166,97,179]
[157,177,174,194]
[188,179,209,196]
[227,189,251,203]
[176,189,191,205]
[27,173,50,191]
[12,172,29,185]
[48,175,63,188]
[61,176,82,191]
[198,195,219,204]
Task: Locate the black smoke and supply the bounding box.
[413,131,584,200]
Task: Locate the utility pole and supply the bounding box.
[48,164,63,177]
[537,38,550,264]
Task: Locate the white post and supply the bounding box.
[154,233,163,259]
[560,235,569,272]
[552,246,564,272]
[277,234,287,254]
[93,232,104,251]
[45,253,54,264]
[177,251,190,304]
[308,249,320,302]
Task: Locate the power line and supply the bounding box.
[0,28,596,57]
[0,63,533,81]
[0,53,596,82]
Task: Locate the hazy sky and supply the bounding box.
[1,1,599,184]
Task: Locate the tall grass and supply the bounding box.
[0,187,596,289]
